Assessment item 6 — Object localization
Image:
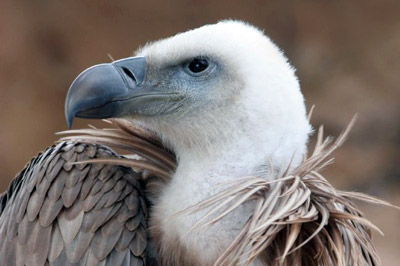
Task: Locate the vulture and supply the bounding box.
[0,20,391,266]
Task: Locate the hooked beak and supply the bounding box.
[64,56,183,128]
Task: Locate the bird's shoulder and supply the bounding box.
[0,141,148,266]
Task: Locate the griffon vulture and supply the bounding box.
[0,21,387,266]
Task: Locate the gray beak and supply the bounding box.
[64,56,182,127]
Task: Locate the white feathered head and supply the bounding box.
[66,20,311,168]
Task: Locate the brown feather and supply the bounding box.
[116,228,136,251]
[64,230,95,263]
[48,223,64,262]
[129,225,147,257]
[91,218,124,260]
[39,197,63,227]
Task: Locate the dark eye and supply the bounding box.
[188,58,209,73]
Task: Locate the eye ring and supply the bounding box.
[187,58,209,74]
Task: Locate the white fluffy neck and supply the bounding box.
[163,104,308,183]
[153,114,303,265]
[158,100,311,216]
[175,122,278,182]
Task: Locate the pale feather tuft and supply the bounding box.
[58,119,177,196]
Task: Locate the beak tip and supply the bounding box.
[65,110,74,129]
[65,99,75,129]
[66,118,73,129]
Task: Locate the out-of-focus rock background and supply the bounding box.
[0,1,399,264]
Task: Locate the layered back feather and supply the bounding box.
[0,123,175,265]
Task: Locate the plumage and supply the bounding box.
[0,142,154,265]
[1,20,395,266]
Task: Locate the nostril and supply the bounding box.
[121,67,136,83]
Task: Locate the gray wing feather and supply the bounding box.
[0,142,148,266]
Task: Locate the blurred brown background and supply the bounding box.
[0,1,399,264]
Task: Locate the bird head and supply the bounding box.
[65,21,311,167]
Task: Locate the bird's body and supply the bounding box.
[0,20,385,266]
